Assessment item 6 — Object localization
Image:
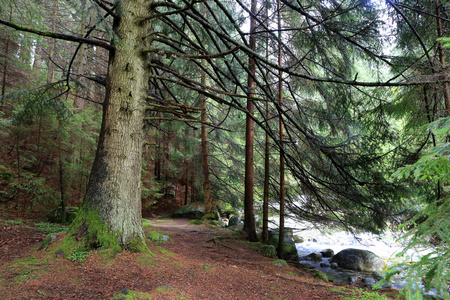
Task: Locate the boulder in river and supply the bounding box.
[330,248,386,272]
[320,249,334,257]
[302,252,322,262]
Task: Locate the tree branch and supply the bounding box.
[0,18,113,50]
[92,0,118,18]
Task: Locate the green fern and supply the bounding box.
[389,117,450,300]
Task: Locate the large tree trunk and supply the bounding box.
[68,0,153,252]
[243,0,258,242]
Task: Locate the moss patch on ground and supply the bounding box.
[329,287,397,300]
[113,288,153,299]
[4,257,50,283]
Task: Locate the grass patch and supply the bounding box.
[68,249,91,262]
[153,244,174,257]
[137,253,157,266]
[142,219,153,227]
[330,287,395,300]
[113,288,153,299]
[0,218,23,225]
[153,286,187,299]
[287,271,296,276]
[188,219,203,225]
[35,222,69,234]
[7,256,50,283]
[203,264,213,272]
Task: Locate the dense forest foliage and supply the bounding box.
[0,0,448,298]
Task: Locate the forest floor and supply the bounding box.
[0,210,401,300]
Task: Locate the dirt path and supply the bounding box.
[0,217,398,299]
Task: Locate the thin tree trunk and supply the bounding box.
[435,0,450,116]
[243,0,258,242]
[185,182,188,205]
[201,4,212,214]
[1,38,9,102]
[276,0,286,257]
[46,0,58,84]
[73,12,88,110]
[261,2,271,245]
[1,5,12,109]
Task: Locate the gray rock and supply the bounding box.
[320,262,330,268]
[320,249,334,257]
[299,262,315,269]
[330,248,385,272]
[330,262,339,269]
[362,277,377,288]
[347,275,360,284]
[372,271,385,280]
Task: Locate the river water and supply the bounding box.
[270,217,435,292]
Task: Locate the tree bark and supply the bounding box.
[69,0,153,252]
[243,0,258,242]
[46,0,58,84]
[201,78,212,213]
[435,0,450,116]
[1,4,12,109]
[276,0,286,257]
[201,4,213,214]
[261,2,271,245]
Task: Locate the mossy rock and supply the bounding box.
[202,212,220,221]
[173,202,205,219]
[268,229,299,261]
[312,270,329,282]
[147,231,171,242]
[208,220,225,227]
[272,259,288,267]
[293,235,304,243]
[39,234,57,250]
[228,215,240,226]
[259,244,276,257]
[304,252,323,262]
